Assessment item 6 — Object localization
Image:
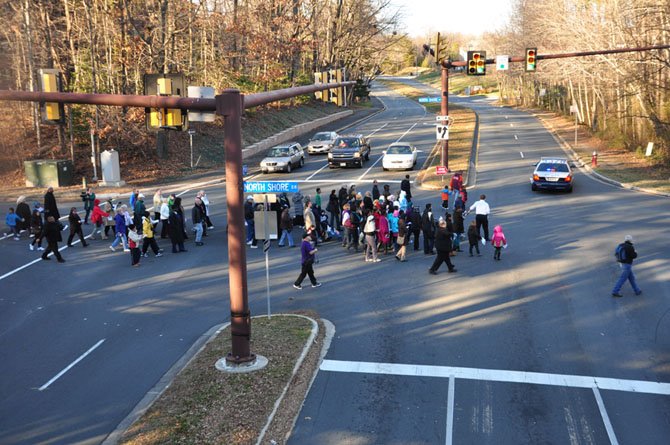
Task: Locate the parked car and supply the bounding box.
[328,134,371,168]
[530,157,574,192]
[382,142,419,170]
[260,142,305,173]
[306,131,339,154]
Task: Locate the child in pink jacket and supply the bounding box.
[491,225,507,261]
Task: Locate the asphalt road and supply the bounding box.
[1,80,669,444]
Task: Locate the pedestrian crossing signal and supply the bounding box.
[525,48,537,72]
[467,51,487,76]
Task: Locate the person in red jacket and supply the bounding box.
[89,199,109,240]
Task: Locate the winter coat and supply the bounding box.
[133,199,146,226]
[192,204,205,225]
[43,219,62,243]
[397,218,408,245]
[280,208,293,230]
[338,187,349,209]
[91,200,109,225]
[421,210,435,236]
[327,193,339,214]
[467,225,480,244]
[30,212,43,234]
[410,209,422,232]
[387,213,399,234]
[618,241,638,264]
[363,215,376,235]
[434,227,453,252]
[68,211,82,234]
[304,207,316,229]
[292,192,305,217]
[453,208,464,234]
[244,201,255,220]
[372,184,380,201]
[44,191,60,220]
[491,225,507,248]
[143,217,155,238]
[114,213,127,234]
[363,196,373,211]
[168,210,185,242]
[378,215,390,242]
[16,202,31,231]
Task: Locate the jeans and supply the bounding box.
[612,263,641,294]
[278,229,294,246]
[111,232,128,250]
[245,219,255,242]
[194,222,203,242]
[330,211,340,230]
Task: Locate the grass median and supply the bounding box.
[378,79,477,189]
[120,313,324,445]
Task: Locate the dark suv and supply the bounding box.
[328,134,371,168]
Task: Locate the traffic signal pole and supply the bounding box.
[440,66,449,170]
[431,43,670,169]
[0,80,354,367]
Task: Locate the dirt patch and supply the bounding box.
[119,312,326,445]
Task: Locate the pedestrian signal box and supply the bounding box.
[467,51,487,76]
[144,73,187,131]
[525,48,537,72]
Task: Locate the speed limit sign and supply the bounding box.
[436,124,449,140]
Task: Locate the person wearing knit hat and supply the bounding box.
[612,234,642,298]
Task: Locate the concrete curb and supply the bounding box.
[102,314,323,445]
[535,112,670,198]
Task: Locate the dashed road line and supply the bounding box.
[305,163,329,181]
[520,152,524,158]
[38,339,105,391]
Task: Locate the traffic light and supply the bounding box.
[525,48,537,72]
[467,51,487,76]
[144,73,187,131]
[38,69,64,124]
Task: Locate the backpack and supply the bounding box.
[614,243,627,262]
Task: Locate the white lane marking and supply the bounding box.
[358,122,418,181]
[505,116,508,119]
[520,152,524,158]
[366,122,388,138]
[514,134,518,140]
[39,339,105,391]
[319,359,670,396]
[593,387,619,445]
[510,123,514,127]
[446,375,455,445]
[305,163,329,181]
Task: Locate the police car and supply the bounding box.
[530,157,574,193]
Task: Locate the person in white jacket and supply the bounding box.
[159,198,170,239]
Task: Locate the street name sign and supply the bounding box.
[418,97,442,103]
[244,181,299,194]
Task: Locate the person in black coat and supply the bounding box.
[421,203,435,254]
[408,206,422,251]
[326,190,340,230]
[67,207,88,247]
[43,187,60,220]
[400,174,412,199]
[16,196,31,232]
[337,186,349,212]
[168,204,187,253]
[41,216,65,262]
[429,219,456,274]
[372,180,380,201]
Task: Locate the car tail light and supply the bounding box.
[533,174,540,181]
[565,174,572,182]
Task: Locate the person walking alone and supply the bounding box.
[611,235,642,298]
[490,225,507,260]
[293,232,321,289]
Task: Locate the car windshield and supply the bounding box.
[537,162,569,173]
[335,138,359,148]
[386,145,412,155]
[312,133,332,141]
[269,147,290,157]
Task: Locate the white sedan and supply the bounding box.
[382,143,419,171]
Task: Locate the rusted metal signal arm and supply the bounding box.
[441,44,670,69]
[0,79,355,367]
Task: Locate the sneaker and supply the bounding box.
[123,249,130,252]
[246,240,253,245]
[14,237,20,241]
[448,268,457,273]
[250,244,258,249]
[373,258,381,262]
[311,282,322,288]
[57,258,66,263]
[208,226,214,229]
[42,256,51,260]
[155,252,163,257]
[611,293,623,298]
[29,244,34,251]
[143,253,149,257]
[429,269,437,275]
[293,284,302,290]
[38,246,45,251]
[109,246,116,252]
[635,290,642,296]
